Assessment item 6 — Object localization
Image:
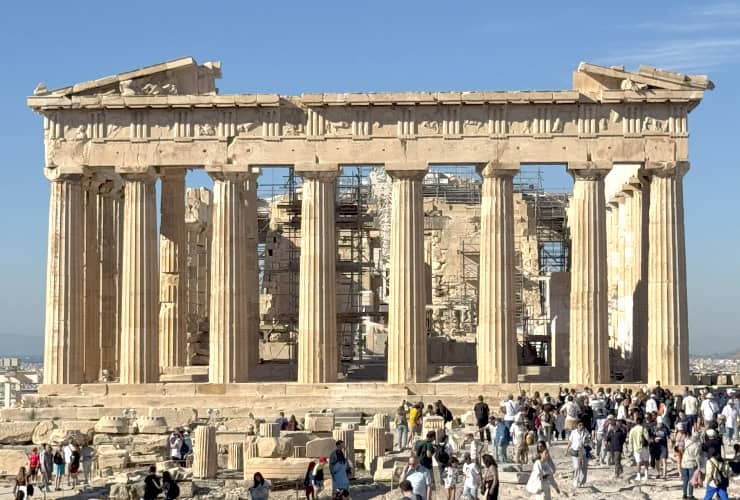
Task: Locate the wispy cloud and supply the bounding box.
[601,2,740,73]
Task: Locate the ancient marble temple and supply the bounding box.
[28,57,711,388]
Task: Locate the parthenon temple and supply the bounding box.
[28,57,712,403]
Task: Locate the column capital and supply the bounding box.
[645,160,690,177]
[385,161,428,180]
[159,167,187,181]
[570,168,610,181]
[478,161,519,178]
[120,167,158,184]
[294,162,339,175]
[44,167,82,183]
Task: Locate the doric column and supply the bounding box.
[242,173,260,374]
[43,169,84,385]
[606,201,618,350]
[98,177,122,380]
[82,175,102,382]
[119,172,159,384]
[568,166,610,384]
[297,169,338,384]
[159,168,187,370]
[208,171,250,383]
[625,177,649,381]
[647,161,689,385]
[477,162,518,384]
[386,166,428,384]
[192,425,218,479]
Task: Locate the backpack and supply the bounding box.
[180,441,190,455]
[434,445,450,466]
[712,458,730,487]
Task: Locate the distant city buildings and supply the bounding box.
[0,357,40,408]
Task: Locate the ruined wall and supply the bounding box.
[184,187,211,366]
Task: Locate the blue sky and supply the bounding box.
[0,1,738,355]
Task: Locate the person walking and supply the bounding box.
[303,461,316,500]
[69,443,81,489]
[143,465,162,500]
[27,447,39,484]
[400,455,432,500]
[605,418,627,478]
[161,470,180,499]
[721,400,738,443]
[481,453,499,500]
[526,442,560,500]
[13,467,29,500]
[249,472,272,500]
[330,450,350,497]
[81,444,93,484]
[680,434,701,500]
[442,456,459,500]
[461,453,480,499]
[62,441,73,487]
[629,415,650,482]
[53,446,65,491]
[395,406,409,451]
[703,448,731,500]
[567,420,590,488]
[493,418,511,464]
[39,444,53,491]
[475,396,491,443]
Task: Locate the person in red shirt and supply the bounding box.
[28,448,40,484]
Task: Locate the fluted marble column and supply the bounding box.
[386,167,427,384]
[43,170,84,385]
[98,179,122,379]
[82,175,102,382]
[606,202,618,350]
[297,169,338,383]
[568,167,610,384]
[626,177,649,381]
[159,169,186,370]
[242,173,260,375]
[477,163,518,383]
[208,172,249,383]
[119,172,159,384]
[192,425,218,479]
[647,161,689,385]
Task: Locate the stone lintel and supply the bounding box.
[204,163,257,175]
[384,161,428,173]
[293,162,340,174]
[478,161,519,177]
[567,161,612,174]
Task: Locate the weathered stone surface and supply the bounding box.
[130,435,167,455]
[305,437,336,458]
[219,417,255,433]
[256,437,294,458]
[32,420,56,444]
[279,431,317,447]
[94,416,130,434]
[148,407,196,428]
[135,416,168,434]
[97,448,130,470]
[0,449,29,474]
[305,412,334,432]
[258,422,280,437]
[0,421,38,444]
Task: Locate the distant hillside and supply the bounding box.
[0,334,43,357]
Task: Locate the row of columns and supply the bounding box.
[42,160,690,386]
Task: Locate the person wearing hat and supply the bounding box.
[703,428,724,458]
[701,393,720,426]
[680,434,701,499]
[721,399,738,442]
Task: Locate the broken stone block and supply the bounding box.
[305,437,336,458]
[0,449,29,475]
[31,420,56,444]
[135,416,168,434]
[94,416,130,434]
[305,412,334,432]
[0,421,38,445]
[279,431,318,447]
[256,437,294,458]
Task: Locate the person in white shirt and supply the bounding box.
[645,395,658,414]
[567,420,590,488]
[461,453,480,498]
[701,394,719,424]
[468,434,480,465]
[721,400,738,442]
[63,441,73,487]
[560,396,580,437]
[400,455,432,500]
[501,395,518,429]
[682,389,699,432]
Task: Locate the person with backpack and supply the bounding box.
[704,448,730,500]
[395,406,409,451]
[161,470,180,499]
[52,446,65,491]
[414,431,436,470]
[474,396,491,443]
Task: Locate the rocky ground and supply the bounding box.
[1,438,738,499]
